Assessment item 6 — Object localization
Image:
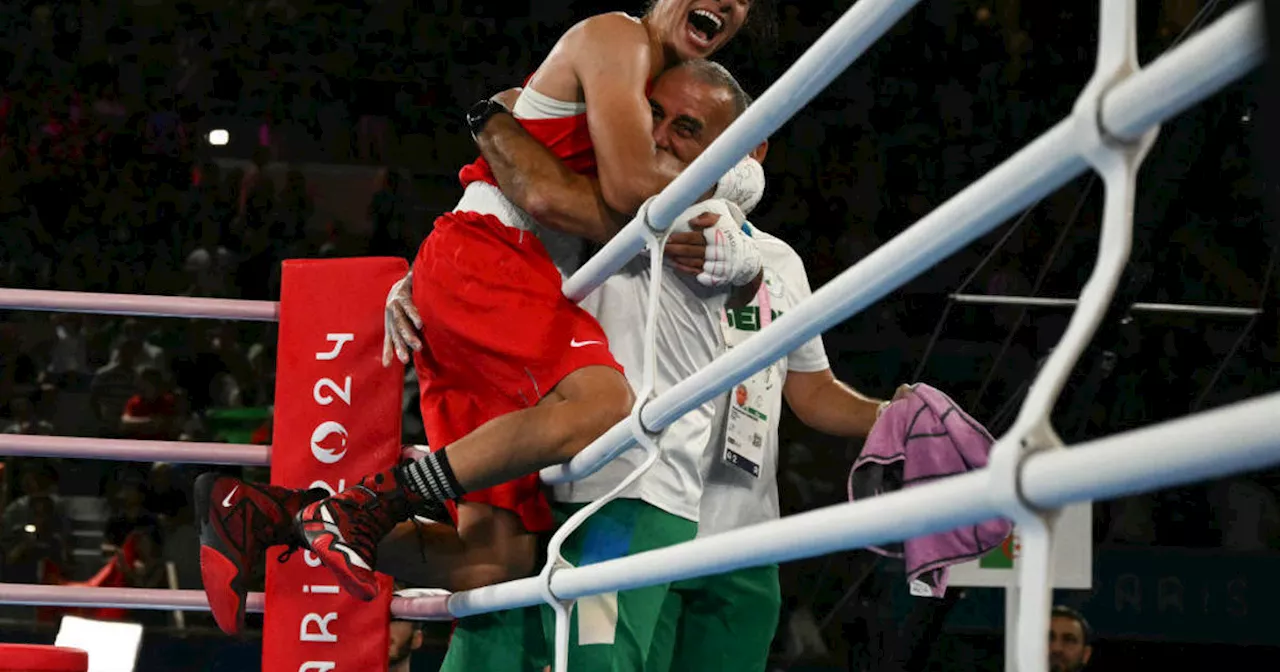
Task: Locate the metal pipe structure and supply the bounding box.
[949,293,1260,317]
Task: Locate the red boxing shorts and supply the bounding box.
[411,211,624,533]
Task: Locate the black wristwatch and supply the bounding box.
[467,98,510,140]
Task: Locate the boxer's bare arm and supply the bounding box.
[376,505,538,592]
[477,113,625,243]
[572,14,684,214]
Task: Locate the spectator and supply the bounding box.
[219,167,246,220]
[243,338,276,408]
[1049,605,1093,672]
[160,491,200,590]
[2,397,54,435]
[2,494,70,584]
[120,367,180,440]
[103,477,159,553]
[208,323,252,406]
[0,462,8,514]
[113,319,168,376]
[90,338,142,434]
[142,96,184,161]
[388,611,424,672]
[184,220,238,298]
[119,524,167,590]
[238,146,274,221]
[170,322,225,413]
[44,314,90,388]
[176,392,210,442]
[1,462,72,578]
[367,168,408,257]
[144,462,189,520]
[274,168,313,242]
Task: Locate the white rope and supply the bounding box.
[8,388,1280,621]
[0,434,272,466]
[458,0,1268,636]
[0,288,278,321]
[561,0,923,302]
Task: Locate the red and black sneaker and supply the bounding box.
[295,467,430,602]
[195,473,327,636]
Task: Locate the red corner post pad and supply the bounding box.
[264,258,408,672]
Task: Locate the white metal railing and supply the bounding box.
[949,293,1260,317]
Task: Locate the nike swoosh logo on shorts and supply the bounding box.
[570,339,603,348]
[222,485,239,508]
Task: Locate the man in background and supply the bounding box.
[389,588,425,672]
[1049,605,1093,672]
[388,617,424,672]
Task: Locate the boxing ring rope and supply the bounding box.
[4,387,1278,615]
[0,584,455,621]
[949,293,1261,318]
[0,438,428,468]
[0,1,1268,670]
[0,288,278,321]
[562,0,921,302]
[545,0,1266,485]
[0,435,272,466]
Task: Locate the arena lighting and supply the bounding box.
[207,129,230,146]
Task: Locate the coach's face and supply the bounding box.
[649,67,739,166]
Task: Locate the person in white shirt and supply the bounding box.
[645,163,892,672]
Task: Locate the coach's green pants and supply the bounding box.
[439,498,696,671]
[644,563,781,672]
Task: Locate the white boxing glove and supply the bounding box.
[713,155,766,215]
[673,199,761,288]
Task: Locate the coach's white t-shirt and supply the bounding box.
[554,245,729,522]
[697,224,829,536]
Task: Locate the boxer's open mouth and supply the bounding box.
[687,8,725,49]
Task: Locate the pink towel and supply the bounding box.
[848,383,1012,597]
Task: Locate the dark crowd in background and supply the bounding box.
[0,0,1276,670]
